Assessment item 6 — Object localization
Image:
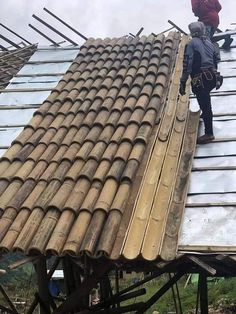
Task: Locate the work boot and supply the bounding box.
[197,134,215,144]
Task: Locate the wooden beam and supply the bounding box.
[43,7,88,40]
[229,255,236,262]
[168,20,187,35]
[35,257,51,314]
[188,256,216,276]
[186,202,236,207]
[34,256,56,314]
[0,284,18,313]
[199,273,208,314]
[26,59,74,64]
[8,256,37,270]
[0,87,52,93]
[135,271,185,313]
[0,269,6,274]
[192,166,236,171]
[0,304,15,313]
[27,257,60,314]
[135,27,144,37]
[179,245,236,252]
[91,264,179,313]
[15,73,64,77]
[100,274,113,302]
[56,262,112,314]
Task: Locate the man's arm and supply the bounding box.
[191,0,200,16]
[215,0,222,12]
[213,43,221,70]
[179,42,194,96]
[181,42,194,82]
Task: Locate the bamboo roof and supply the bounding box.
[0,45,37,90]
[0,33,199,261]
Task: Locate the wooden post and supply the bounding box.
[199,273,208,314]
[135,271,185,314]
[35,256,52,314]
[100,274,112,301]
[115,268,120,308]
[0,284,18,313]
[27,258,60,314]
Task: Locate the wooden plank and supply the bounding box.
[186,202,236,207]
[229,256,236,262]
[55,262,112,314]
[188,256,216,275]
[179,245,236,252]
[34,256,55,314]
[0,124,27,128]
[0,269,6,274]
[0,87,52,93]
[199,273,209,314]
[135,271,185,313]
[15,73,65,77]
[0,105,40,109]
[0,284,18,313]
[8,256,37,270]
[192,166,236,171]
[27,257,60,314]
[27,59,74,64]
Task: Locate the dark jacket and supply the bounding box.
[181,36,220,82]
[191,0,222,28]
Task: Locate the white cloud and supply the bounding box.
[0,0,235,47]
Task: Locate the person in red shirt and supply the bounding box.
[191,0,222,39]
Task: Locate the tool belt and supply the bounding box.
[191,69,219,93]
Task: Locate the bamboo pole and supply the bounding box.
[34,256,54,314]
[0,284,18,313]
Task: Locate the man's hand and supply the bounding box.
[216,75,223,90]
[179,81,186,96]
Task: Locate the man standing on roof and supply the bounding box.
[191,0,222,39]
[179,21,223,144]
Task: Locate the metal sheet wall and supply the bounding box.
[179,38,236,251]
[0,46,79,156]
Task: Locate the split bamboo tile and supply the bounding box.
[0,34,197,261]
[160,109,200,261]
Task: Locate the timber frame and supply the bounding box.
[1,253,236,314]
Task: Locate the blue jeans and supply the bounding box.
[205,25,216,40]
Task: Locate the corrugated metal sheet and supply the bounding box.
[0,91,51,106]
[28,48,79,62]
[0,108,36,125]
[198,119,236,138]
[180,206,236,247]
[189,170,236,194]
[11,76,63,83]
[190,95,236,115]
[195,141,236,157]
[17,62,72,75]
[7,82,59,89]
[219,60,236,76]
[0,127,23,146]
[179,36,236,252]
[0,46,79,154]
[193,155,236,168]
[187,193,236,205]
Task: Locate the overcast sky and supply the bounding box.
[1,0,236,47]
